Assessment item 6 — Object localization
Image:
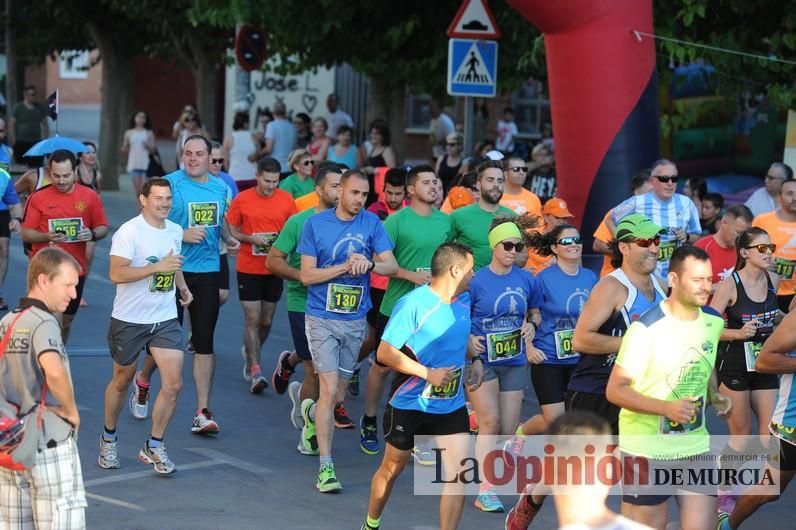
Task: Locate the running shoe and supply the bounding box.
[717,511,731,530]
[502,434,526,467]
[138,443,176,474]
[316,462,342,493]
[98,436,120,469]
[359,417,379,455]
[287,381,304,430]
[334,402,354,429]
[186,338,195,354]
[128,372,149,420]
[504,485,541,530]
[191,408,220,435]
[717,491,738,515]
[299,399,318,455]
[272,350,294,395]
[241,346,251,383]
[250,373,268,394]
[0,298,9,311]
[474,488,505,513]
[411,445,436,466]
[361,522,379,530]
[348,368,360,397]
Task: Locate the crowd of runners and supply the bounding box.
[1,119,796,530]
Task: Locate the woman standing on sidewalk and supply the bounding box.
[121,110,155,197]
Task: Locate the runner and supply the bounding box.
[359,165,450,456]
[267,164,343,454]
[360,242,483,530]
[209,141,239,307]
[710,227,781,512]
[695,205,754,291]
[500,157,542,217]
[524,198,575,275]
[99,177,193,475]
[297,169,397,492]
[0,164,23,310]
[468,219,541,513]
[605,246,731,530]
[133,136,234,434]
[20,149,109,343]
[227,157,297,393]
[449,160,514,271]
[752,178,796,312]
[719,310,796,529]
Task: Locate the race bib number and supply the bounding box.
[660,396,705,435]
[325,283,364,314]
[48,218,83,243]
[658,240,677,262]
[773,257,795,279]
[252,232,278,256]
[421,366,463,400]
[188,201,219,228]
[744,341,762,372]
[770,421,796,446]
[149,272,176,293]
[554,329,579,359]
[486,329,522,362]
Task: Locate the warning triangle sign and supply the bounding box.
[447,0,501,39]
[452,42,493,85]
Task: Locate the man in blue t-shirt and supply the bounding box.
[0,166,23,310]
[360,242,484,530]
[134,135,237,436]
[297,169,397,493]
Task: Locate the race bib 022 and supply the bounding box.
[188,201,219,228]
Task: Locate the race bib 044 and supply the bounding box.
[486,329,522,362]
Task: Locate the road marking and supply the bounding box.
[84,460,219,487]
[86,492,145,511]
[185,447,274,475]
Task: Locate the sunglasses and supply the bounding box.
[655,175,679,184]
[500,241,525,252]
[630,235,661,248]
[446,143,459,147]
[302,160,316,166]
[211,158,224,164]
[557,236,582,246]
[510,166,529,173]
[745,243,777,253]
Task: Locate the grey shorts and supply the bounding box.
[482,363,528,392]
[107,318,185,366]
[304,315,366,376]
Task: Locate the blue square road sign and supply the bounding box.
[447,38,498,97]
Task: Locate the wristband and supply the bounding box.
[90,230,97,242]
[12,217,21,223]
[469,356,484,365]
[368,260,376,272]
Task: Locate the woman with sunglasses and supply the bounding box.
[710,227,782,512]
[468,219,542,513]
[435,132,463,194]
[279,149,316,199]
[223,111,259,191]
[121,110,155,197]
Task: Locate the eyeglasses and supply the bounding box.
[745,243,777,253]
[629,235,661,248]
[302,160,315,166]
[510,166,529,173]
[557,236,582,246]
[211,158,224,164]
[654,175,679,184]
[500,241,525,252]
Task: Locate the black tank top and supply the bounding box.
[723,271,778,356]
[438,155,461,194]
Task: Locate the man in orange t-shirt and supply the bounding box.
[753,178,796,312]
[227,157,297,392]
[21,149,108,343]
[500,157,542,217]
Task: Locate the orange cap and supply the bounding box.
[448,186,475,210]
[542,198,574,218]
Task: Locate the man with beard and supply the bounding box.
[449,160,515,271]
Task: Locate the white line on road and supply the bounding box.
[84,460,220,487]
[86,492,145,511]
[184,447,274,475]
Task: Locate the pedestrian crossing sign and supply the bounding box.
[447,38,498,97]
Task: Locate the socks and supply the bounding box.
[365,514,380,528]
[363,415,377,426]
[515,424,524,437]
[319,454,333,470]
[135,377,150,389]
[102,427,116,442]
[147,436,163,449]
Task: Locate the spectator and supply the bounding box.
[361,120,397,205]
[745,162,792,217]
[525,143,557,204]
[307,117,331,163]
[429,100,455,161]
[541,122,554,151]
[175,110,208,168]
[261,101,296,172]
[683,175,707,213]
[223,111,259,190]
[280,149,316,199]
[436,132,463,194]
[0,117,13,161]
[326,125,361,170]
[121,110,155,197]
[496,106,519,155]
[324,93,354,139]
[9,85,49,167]
[294,112,312,148]
[700,191,724,235]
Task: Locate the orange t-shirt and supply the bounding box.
[753,211,796,296]
[226,188,297,274]
[593,211,614,277]
[295,191,319,212]
[22,184,109,275]
[500,188,542,217]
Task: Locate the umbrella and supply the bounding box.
[23,136,89,157]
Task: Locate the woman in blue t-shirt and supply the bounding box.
[468,219,542,513]
[520,224,597,436]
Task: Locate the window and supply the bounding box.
[59,50,90,80]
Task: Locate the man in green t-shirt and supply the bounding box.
[449,160,514,271]
[606,245,731,530]
[359,164,452,455]
[266,164,342,454]
[10,85,49,167]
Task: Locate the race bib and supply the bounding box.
[252,232,278,256]
[149,272,176,293]
[554,329,579,359]
[188,201,219,228]
[421,366,463,400]
[486,329,522,362]
[48,218,83,243]
[770,421,796,446]
[657,240,677,262]
[325,283,364,314]
[659,396,705,435]
[773,257,795,279]
[744,341,762,372]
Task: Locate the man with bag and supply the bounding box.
[0,247,86,528]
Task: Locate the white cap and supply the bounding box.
[486,150,504,161]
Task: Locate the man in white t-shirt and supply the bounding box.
[496,107,519,155]
[264,102,296,171]
[98,177,194,475]
[430,100,455,160]
[324,94,354,139]
[745,162,792,217]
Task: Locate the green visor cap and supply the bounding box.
[615,213,666,241]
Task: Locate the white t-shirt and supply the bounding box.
[560,515,653,530]
[110,215,184,324]
[325,109,354,138]
[265,118,297,171]
[431,112,455,158]
[745,186,777,217]
[496,119,518,152]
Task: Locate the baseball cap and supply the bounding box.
[485,150,504,161]
[615,213,665,241]
[542,198,574,218]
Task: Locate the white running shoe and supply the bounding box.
[191,408,220,435]
[138,443,176,474]
[98,436,120,469]
[128,372,149,420]
[287,381,304,430]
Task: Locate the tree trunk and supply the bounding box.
[368,78,406,163]
[186,33,220,139]
[86,22,134,191]
[5,0,17,110]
